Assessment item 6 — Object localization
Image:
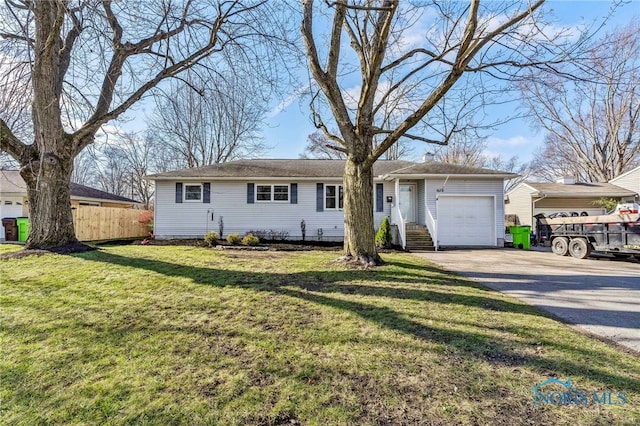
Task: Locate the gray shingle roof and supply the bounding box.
[147,159,515,179]
[1,170,139,203]
[69,183,140,203]
[147,159,417,179]
[525,181,636,197]
[385,160,517,176]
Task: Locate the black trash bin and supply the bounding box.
[2,217,18,241]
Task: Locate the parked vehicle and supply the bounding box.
[540,207,640,259]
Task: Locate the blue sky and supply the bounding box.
[260,1,639,163]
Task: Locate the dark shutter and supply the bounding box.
[175,182,183,203]
[290,183,298,204]
[247,183,255,204]
[203,183,211,203]
[376,183,384,212]
[316,183,324,212]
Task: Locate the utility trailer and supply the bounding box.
[541,212,640,259]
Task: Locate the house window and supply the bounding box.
[325,185,343,209]
[184,184,202,202]
[256,184,289,202]
[256,185,272,201]
[4,201,12,205]
[273,185,289,201]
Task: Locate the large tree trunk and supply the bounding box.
[18,1,80,250]
[343,155,381,266]
[21,147,78,250]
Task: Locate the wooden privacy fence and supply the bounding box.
[72,206,149,241]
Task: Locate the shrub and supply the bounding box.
[593,197,620,213]
[138,210,154,231]
[246,229,268,240]
[375,216,392,249]
[226,233,242,245]
[267,229,289,240]
[204,231,218,246]
[242,233,260,246]
[246,229,289,241]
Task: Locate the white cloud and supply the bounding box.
[266,83,311,119]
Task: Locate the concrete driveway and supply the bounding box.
[414,248,640,352]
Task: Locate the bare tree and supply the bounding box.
[0,0,291,250]
[71,145,99,187]
[434,134,531,192]
[95,144,131,198]
[148,70,270,168]
[299,131,346,159]
[118,133,156,207]
[485,154,531,193]
[521,23,640,182]
[301,0,594,264]
[72,132,158,206]
[434,134,487,167]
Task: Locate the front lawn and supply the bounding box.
[1,245,638,424]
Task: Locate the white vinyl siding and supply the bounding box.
[374,181,394,228]
[505,184,535,226]
[154,180,395,240]
[610,167,640,197]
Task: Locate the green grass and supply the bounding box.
[1,245,639,425]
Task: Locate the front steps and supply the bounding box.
[405,223,435,252]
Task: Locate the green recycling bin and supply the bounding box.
[509,225,531,250]
[16,217,29,242]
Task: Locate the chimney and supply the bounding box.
[556,176,575,185]
[422,152,435,162]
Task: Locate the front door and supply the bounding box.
[399,184,416,223]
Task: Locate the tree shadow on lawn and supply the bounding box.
[76,250,640,393]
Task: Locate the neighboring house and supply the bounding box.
[1,170,140,240]
[148,159,515,250]
[609,165,640,196]
[505,177,638,227]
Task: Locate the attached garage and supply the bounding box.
[437,195,495,246]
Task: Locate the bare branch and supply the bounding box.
[374,129,449,146]
[371,0,546,161]
[326,2,394,12]
[0,117,28,159]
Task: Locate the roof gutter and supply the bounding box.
[380,173,516,181]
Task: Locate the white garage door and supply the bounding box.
[0,198,25,240]
[437,196,495,246]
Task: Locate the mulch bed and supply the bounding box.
[0,241,96,260]
[129,238,344,252]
